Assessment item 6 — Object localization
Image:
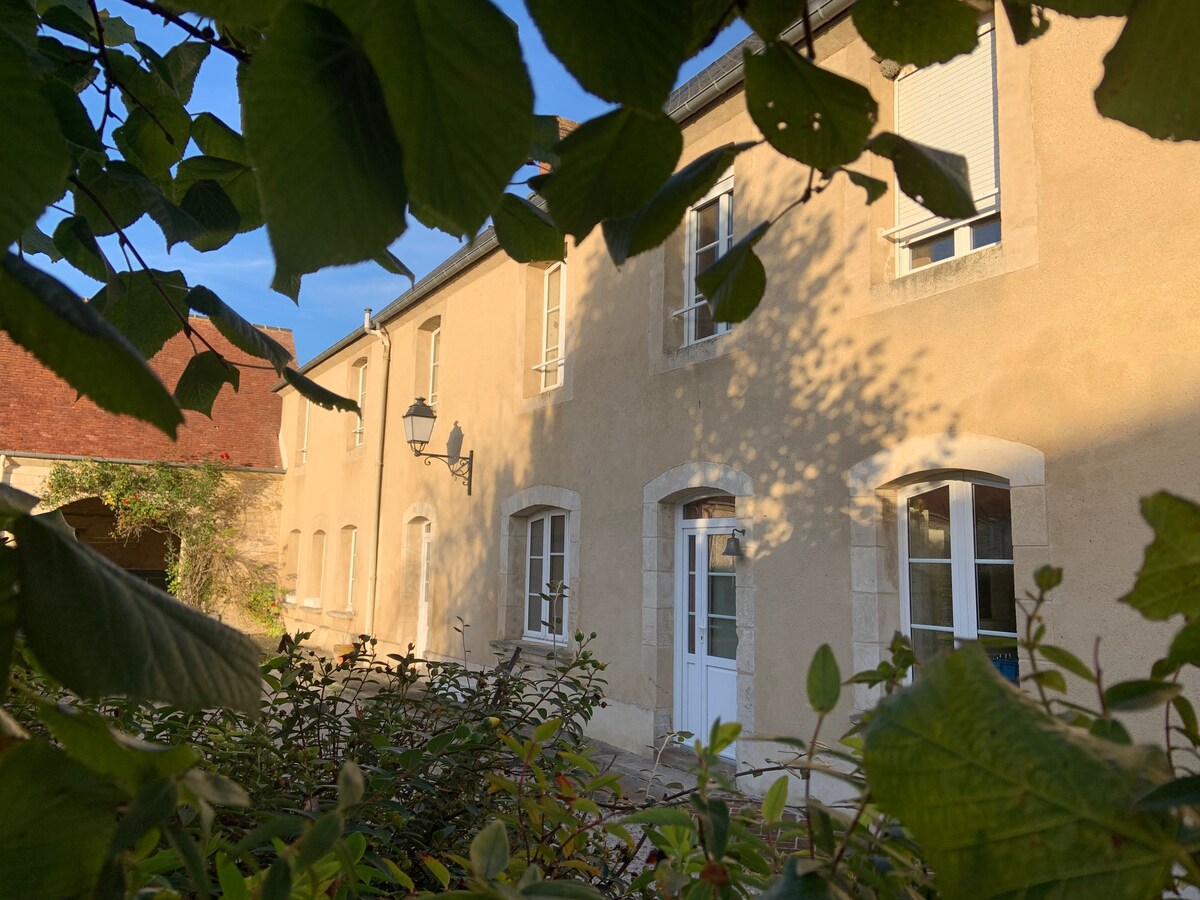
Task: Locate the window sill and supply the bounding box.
[490,638,572,664]
[300,597,321,609]
[326,609,354,620]
[654,326,744,376]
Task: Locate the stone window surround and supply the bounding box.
[498,485,582,649]
[847,433,1047,710]
[642,462,755,744]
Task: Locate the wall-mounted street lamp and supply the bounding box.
[722,528,746,559]
[401,397,474,495]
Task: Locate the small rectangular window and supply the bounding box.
[428,328,441,407]
[676,173,734,347]
[536,263,566,391]
[351,360,367,448]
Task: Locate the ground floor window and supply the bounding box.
[899,478,1018,682]
[525,511,567,640]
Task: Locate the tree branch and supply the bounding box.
[119,0,251,63]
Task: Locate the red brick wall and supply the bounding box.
[0,317,293,469]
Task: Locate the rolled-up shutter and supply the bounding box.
[894,23,998,239]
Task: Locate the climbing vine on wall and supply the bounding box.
[43,460,281,632]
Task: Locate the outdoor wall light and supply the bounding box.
[402,397,474,495]
[722,528,746,558]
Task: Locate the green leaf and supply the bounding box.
[1104,679,1181,712]
[348,0,533,239]
[1038,645,1096,682]
[52,215,112,282]
[602,142,754,266]
[863,645,1179,899]
[175,155,262,233]
[695,221,770,323]
[72,160,145,237]
[186,286,292,373]
[761,775,789,824]
[337,760,365,810]
[1174,696,1199,736]
[241,1,408,277]
[493,194,563,263]
[1025,667,1067,693]
[1090,715,1133,745]
[0,740,127,899]
[806,643,841,714]
[539,107,682,240]
[90,269,189,359]
[38,77,105,162]
[522,881,605,900]
[868,131,977,220]
[470,820,509,880]
[0,484,38,519]
[0,253,183,436]
[181,768,250,807]
[283,367,358,413]
[374,248,415,284]
[163,40,210,103]
[179,179,240,251]
[745,42,877,170]
[1167,619,1200,670]
[1133,775,1200,811]
[525,0,690,112]
[1000,0,1051,45]
[190,111,248,164]
[529,113,564,170]
[1096,0,1200,141]
[174,350,239,416]
[851,0,981,67]
[11,509,262,712]
[741,0,806,39]
[294,812,343,874]
[106,160,206,248]
[113,96,191,179]
[0,0,38,50]
[844,169,888,204]
[1121,492,1200,621]
[18,223,62,261]
[0,30,70,249]
[621,807,695,828]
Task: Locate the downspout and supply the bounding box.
[363,308,391,637]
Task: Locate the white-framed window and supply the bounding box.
[340,525,358,610]
[893,18,1000,274]
[305,529,326,607]
[898,478,1018,683]
[676,172,734,346]
[525,511,568,641]
[428,327,441,407]
[351,359,367,447]
[297,400,310,465]
[282,529,301,603]
[533,262,566,390]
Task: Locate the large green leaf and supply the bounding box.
[0,253,183,436]
[18,223,62,261]
[283,367,358,413]
[38,77,105,163]
[602,142,754,267]
[695,221,770,323]
[190,111,249,164]
[0,30,70,249]
[492,193,563,264]
[1121,492,1200,621]
[806,643,841,714]
[241,1,408,277]
[178,178,240,250]
[745,41,877,171]
[174,349,240,416]
[0,740,127,899]
[868,131,977,220]
[539,107,682,240]
[741,0,807,39]
[12,510,263,712]
[863,646,1180,899]
[851,0,980,67]
[72,160,146,237]
[525,0,690,112]
[175,155,262,233]
[113,95,191,179]
[52,215,113,282]
[469,820,510,880]
[1095,0,1200,141]
[347,0,532,239]
[163,39,210,103]
[186,285,292,373]
[100,160,206,248]
[90,269,189,359]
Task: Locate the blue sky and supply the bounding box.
[44,5,750,363]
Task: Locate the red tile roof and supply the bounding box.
[0,316,293,469]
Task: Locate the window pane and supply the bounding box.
[688,613,696,654]
[683,497,735,519]
[545,266,560,307]
[911,627,954,667]
[549,554,564,584]
[688,573,696,614]
[908,562,954,627]
[986,638,1020,685]
[708,617,738,660]
[528,553,543,596]
[530,517,544,555]
[972,216,1001,249]
[973,485,1013,560]
[695,201,719,249]
[977,564,1017,633]
[550,514,565,554]
[708,534,734,573]
[527,593,541,631]
[907,487,951,559]
[909,232,955,269]
[709,574,736,617]
[693,301,716,340]
[542,365,560,389]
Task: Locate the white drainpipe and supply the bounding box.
[362,308,392,637]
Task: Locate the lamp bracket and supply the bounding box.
[414,448,473,495]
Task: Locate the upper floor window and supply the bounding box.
[428,326,441,407]
[296,400,310,465]
[535,262,565,391]
[893,19,1000,274]
[677,172,734,346]
[351,358,367,448]
[525,510,568,641]
[899,478,1017,683]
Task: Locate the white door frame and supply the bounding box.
[673,507,739,752]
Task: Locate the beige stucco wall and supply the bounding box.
[277,9,1200,780]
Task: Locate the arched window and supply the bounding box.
[307,530,326,605]
[525,510,568,640]
[898,477,1017,682]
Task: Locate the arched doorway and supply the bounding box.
[56,497,179,591]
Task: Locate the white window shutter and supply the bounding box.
[894,25,998,236]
